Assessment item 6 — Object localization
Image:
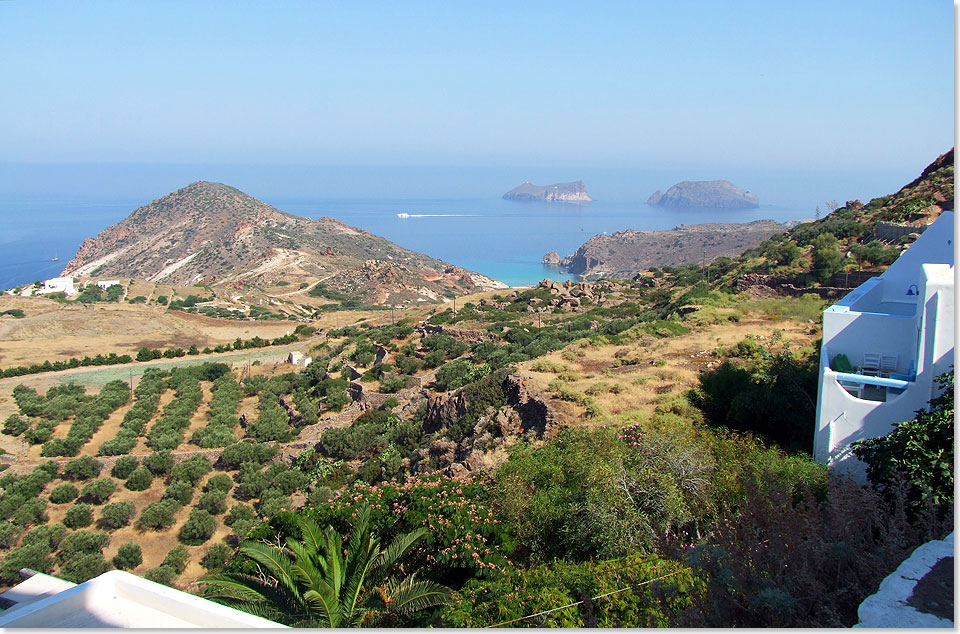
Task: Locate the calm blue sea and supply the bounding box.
[0,196,810,290]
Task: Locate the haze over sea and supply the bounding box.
[0,162,924,291]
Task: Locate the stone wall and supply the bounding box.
[875,221,928,243]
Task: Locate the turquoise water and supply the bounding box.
[0,196,808,290]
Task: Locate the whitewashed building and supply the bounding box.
[813,211,954,478]
[40,277,76,295]
[0,570,284,628]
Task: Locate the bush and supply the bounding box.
[138,499,180,531]
[49,483,79,504]
[225,503,257,527]
[201,542,233,571]
[80,478,117,504]
[852,371,954,514]
[179,508,216,545]
[197,490,228,515]
[204,473,233,493]
[98,502,135,529]
[64,503,94,529]
[125,466,154,491]
[113,542,142,570]
[144,564,177,585]
[62,456,102,481]
[218,441,277,469]
[163,544,190,573]
[2,414,30,436]
[170,455,212,486]
[163,480,195,506]
[143,450,175,475]
[110,455,139,479]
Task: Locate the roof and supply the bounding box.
[0,570,286,628]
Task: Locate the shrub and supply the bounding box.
[224,503,257,527]
[110,455,139,479]
[113,542,142,570]
[163,480,195,506]
[170,455,212,486]
[144,564,177,585]
[163,544,190,573]
[64,503,94,529]
[98,502,135,529]
[125,466,154,491]
[179,508,216,545]
[197,490,228,515]
[49,483,79,504]
[203,473,233,493]
[79,478,117,505]
[138,499,180,531]
[852,371,954,514]
[201,542,233,571]
[62,456,102,481]
[218,441,277,469]
[2,414,30,436]
[143,450,175,475]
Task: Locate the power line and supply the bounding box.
[484,567,689,628]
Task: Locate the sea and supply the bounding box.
[0,196,812,291]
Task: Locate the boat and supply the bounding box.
[397,213,410,219]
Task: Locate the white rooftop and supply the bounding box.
[0,570,285,628]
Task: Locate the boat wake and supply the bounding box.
[397,213,478,218]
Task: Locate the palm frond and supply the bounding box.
[378,574,455,615]
[370,527,428,584]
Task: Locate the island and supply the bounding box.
[646,180,759,209]
[503,180,593,203]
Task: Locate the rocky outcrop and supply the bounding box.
[647,180,759,209]
[555,220,790,277]
[503,180,593,203]
[542,251,562,267]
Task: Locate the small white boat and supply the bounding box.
[397,213,410,218]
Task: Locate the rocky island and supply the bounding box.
[647,180,759,209]
[503,180,593,203]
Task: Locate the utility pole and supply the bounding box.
[702,250,706,288]
[453,296,457,319]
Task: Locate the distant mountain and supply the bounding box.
[552,220,791,277]
[647,180,759,209]
[61,182,506,304]
[503,180,593,203]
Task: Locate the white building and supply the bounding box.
[814,211,954,479]
[40,277,76,295]
[0,570,285,628]
[96,280,121,289]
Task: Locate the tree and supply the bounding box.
[179,508,217,545]
[64,503,94,529]
[201,506,452,627]
[111,455,139,479]
[62,456,102,481]
[125,466,154,491]
[99,502,135,530]
[811,233,843,282]
[49,483,79,504]
[80,478,117,505]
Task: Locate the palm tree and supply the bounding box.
[200,506,453,627]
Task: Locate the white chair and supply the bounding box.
[862,352,881,377]
[879,353,898,377]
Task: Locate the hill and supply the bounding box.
[61,182,506,305]
[551,219,791,277]
[502,180,593,202]
[647,180,759,208]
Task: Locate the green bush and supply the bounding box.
[163,480,195,506]
[200,542,233,571]
[853,371,954,514]
[197,489,228,515]
[170,455,212,486]
[110,455,139,479]
[143,450,175,475]
[179,507,216,545]
[113,542,142,570]
[49,483,79,504]
[163,544,190,573]
[138,499,180,531]
[64,503,94,529]
[203,473,233,493]
[2,414,30,436]
[79,478,117,504]
[98,502,135,529]
[144,564,177,585]
[218,441,278,469]
[125,466,154,491]
[62,456,102,481]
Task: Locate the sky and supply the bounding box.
[0,1,954,200]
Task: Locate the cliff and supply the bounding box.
[503,180,593,203]
[647,180,759,209]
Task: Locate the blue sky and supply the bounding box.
[0,1,953,176]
